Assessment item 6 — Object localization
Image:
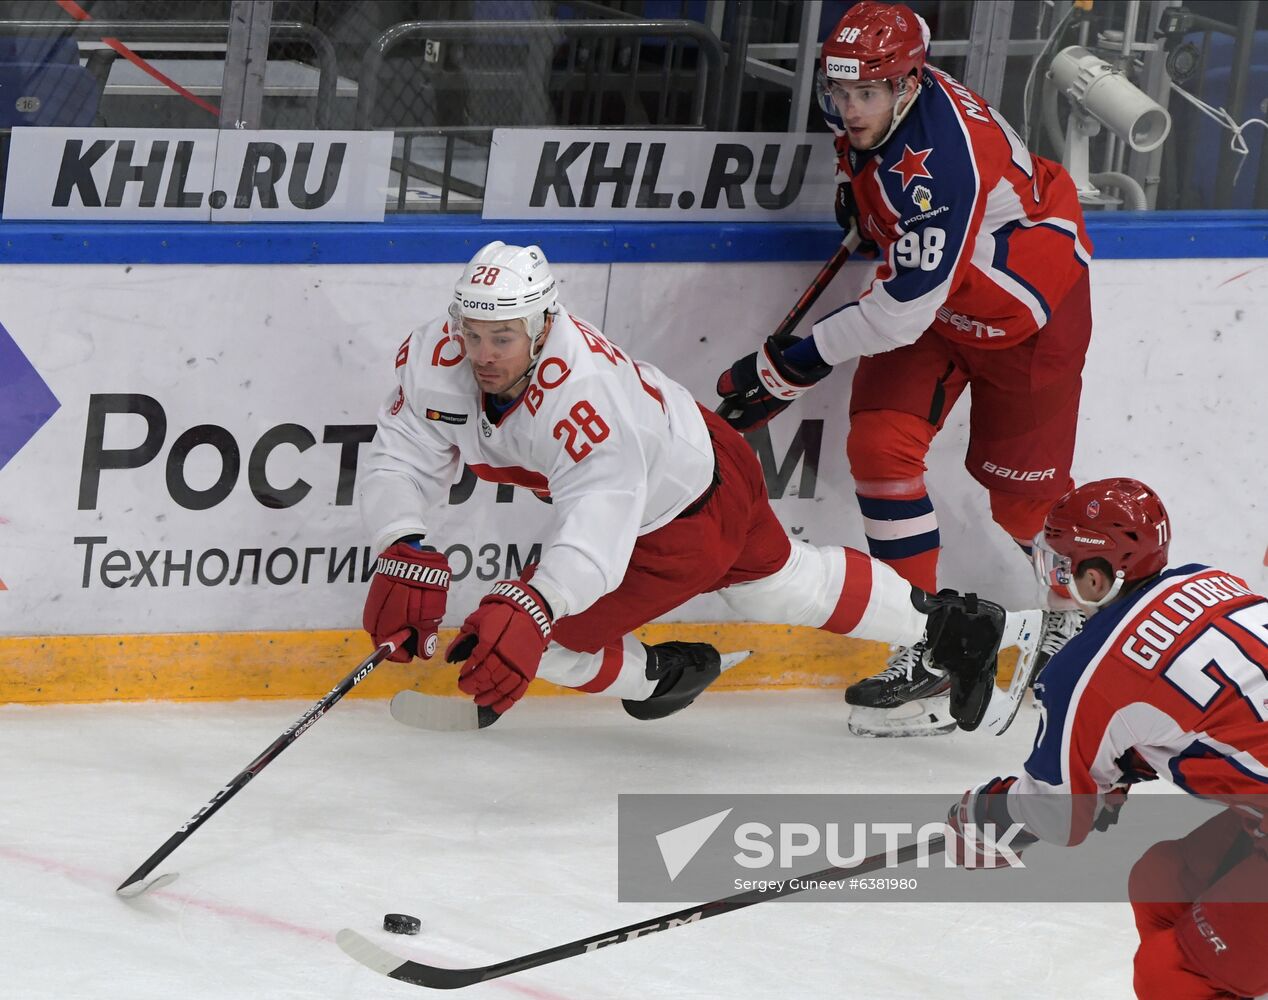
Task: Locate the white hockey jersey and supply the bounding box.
[359,310,716,618]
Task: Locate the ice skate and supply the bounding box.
[844,641,950,709]
[623,642,726,721]
[1033,609,1085,682]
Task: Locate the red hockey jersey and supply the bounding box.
[1011,565,1268,846]
[812,67,1093,363]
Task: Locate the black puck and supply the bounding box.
[383,912,421,935]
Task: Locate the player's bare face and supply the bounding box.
[463,318,533,399]
[829,79,899,149]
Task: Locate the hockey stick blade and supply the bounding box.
[389,692,488,732]
[115,872,180,898]
[337,834,937,990]
[338,929,485,990]
[391,651,753,732]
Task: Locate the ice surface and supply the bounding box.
[0,692,1139,999]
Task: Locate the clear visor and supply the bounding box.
[449,303,522,334]
[823,76,899,117]
[448,303,549,362]
[814,67,839,120]
[1032,534,1074,591]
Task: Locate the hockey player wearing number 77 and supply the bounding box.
[945,479,1268,1000]
[717,1,1094,736]
[358,241,1012,724]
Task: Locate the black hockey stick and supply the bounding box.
[337,834,943,990]
[116,629,410,897]
[716,227,861,422]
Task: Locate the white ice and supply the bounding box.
[1,692,1140,999]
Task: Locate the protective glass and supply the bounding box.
[1032,534,1074,591]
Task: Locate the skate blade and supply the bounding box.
[847,699,956,738]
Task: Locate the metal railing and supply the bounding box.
[356,19,724,131]
[390,126,492,213]
[0,19,339,128]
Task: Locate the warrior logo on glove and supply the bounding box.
[487,581,553,640]
[373,556,451,589]
[446,576,555,715]
[363,541,451,662]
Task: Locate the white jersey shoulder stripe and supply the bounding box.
[973,177,1050,329]
[1189,729,1268,783]
[1016,215,1094,265]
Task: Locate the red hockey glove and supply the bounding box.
[447,579,553,714]
[946,776,1038,869]
[363,541,451,662]
[716,334,831,432]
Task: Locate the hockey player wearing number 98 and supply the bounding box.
[358,241,1003,724]
[945,479,1268,1000]
[717,1,1093,736]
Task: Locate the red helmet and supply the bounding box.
[821,2,929,83]
[1040,479,1171,590]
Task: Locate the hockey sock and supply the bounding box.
[856,492,940,592]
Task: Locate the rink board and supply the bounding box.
[0,217,1264,702]
[0,624,1027,703]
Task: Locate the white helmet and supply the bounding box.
[450,241,558,342]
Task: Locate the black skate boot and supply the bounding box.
[923,591,1007,731]
[845,589,1006,737]
[843,641,949,709]
[623,642,723,721]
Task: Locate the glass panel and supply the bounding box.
[3,0,1263,213]
[0,0,232,129]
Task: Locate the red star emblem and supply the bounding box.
[890,145,933,190]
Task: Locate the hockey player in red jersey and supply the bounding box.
[946,479,1268,999]
[716,1,1090,735]
[358,241,1011,724]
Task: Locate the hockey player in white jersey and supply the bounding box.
[359,242,1001,723]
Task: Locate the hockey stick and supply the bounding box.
[337,834,942,990]
[388,650,754,732]
[115,629,410,898]
[716,228,861,422]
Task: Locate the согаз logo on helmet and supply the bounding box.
[824,57,860,79]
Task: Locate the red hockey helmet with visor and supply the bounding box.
[821,2,929,85]
[1034,478,1171,607]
